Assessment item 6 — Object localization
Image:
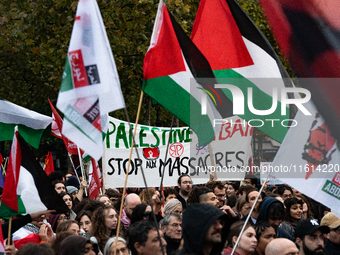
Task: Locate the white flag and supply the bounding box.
[271,101,340,214]
[57,0,125,160]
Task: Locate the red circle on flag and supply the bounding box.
[169,143,184,158]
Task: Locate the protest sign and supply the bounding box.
[103,116,253,187]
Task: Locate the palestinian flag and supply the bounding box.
[0,127,69,219]
[48,99,78,155]
[258,0,340,145]
[191,0,296,143]
[0,99,51,148]
[143,0,233,146]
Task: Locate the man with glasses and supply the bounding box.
[160,213,182,255]
[321,212,340,254]
[177,174,192,210]
[206,181,226,208]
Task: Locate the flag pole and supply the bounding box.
[113,91,144,255]
[68,153,82,186]
[208,143,217,181]
[77,147,87,196]
[159,115,175,191]
[230,175,269,255]
[7,217,12,245]
[114,91,166,255]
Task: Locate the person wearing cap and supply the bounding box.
[320,212,340,254]
[295,218,330,255]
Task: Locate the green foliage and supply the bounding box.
[0,0,293,155]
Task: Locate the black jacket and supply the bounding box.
[164,235,181,255]
[324,238,340,255]
[179,203,237,255]
[257,197,294,241]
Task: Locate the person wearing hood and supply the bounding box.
[257,197,294,241]
[180,203,237,255]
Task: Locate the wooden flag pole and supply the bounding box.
[114,91,144,255]
[68,153,82,186]
[7,217,12,245]
[208,143,217,181]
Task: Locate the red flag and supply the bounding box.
[48,99,78,155]
[88,158,101,199]
[44,152,55,176]
[2,128,21,212]
[0,153,3,166]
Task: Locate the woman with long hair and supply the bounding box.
[56,219,80,235]
[90,205,119,252]
[223,221,257,255]
[76,210,93,236]
[295,194,314,219]
[235,196,250,218]
[60,192,77,219]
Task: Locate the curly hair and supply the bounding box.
[139,188,156,205]
[284,197,304,222]
[90,205,118,251]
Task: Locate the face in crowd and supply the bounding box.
[124,194,142,219]
[296,229,325,255]
[135,229,167,255]
[213,187,226,207]
[162,216,182,240]
[178,176,192,196]
[55,183,66,194]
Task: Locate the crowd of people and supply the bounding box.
[0,172,339,255]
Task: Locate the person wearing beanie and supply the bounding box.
[67,186,79,200]
[321,212,340,254]
[163,199,183,216]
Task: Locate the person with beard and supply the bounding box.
[295,219,330,255]
[121,193,141,230]
[160,213,182,255]
[205,181,226,208]
[177,174,192,210]
[320,212,340,255]
[179,203,237,255]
